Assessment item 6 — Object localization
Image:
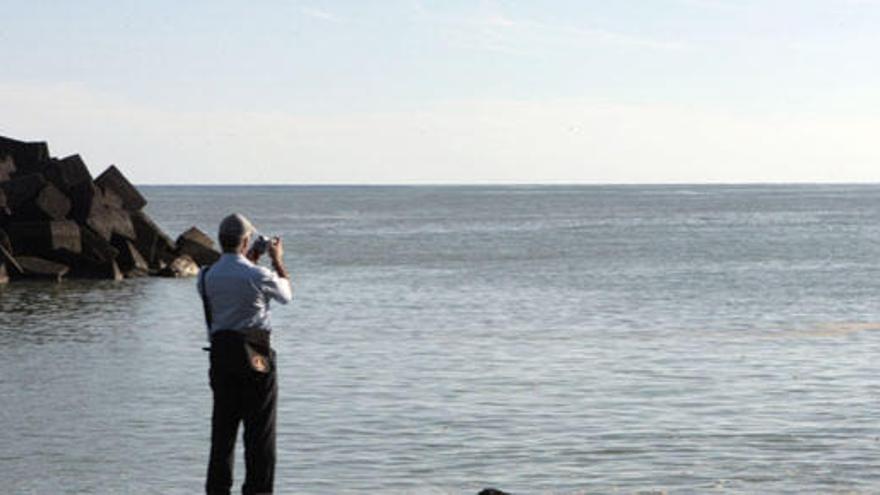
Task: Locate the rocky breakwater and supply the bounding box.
[0,134,219,283]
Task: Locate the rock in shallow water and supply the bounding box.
[14,256,69,282]
[176,226,220,267]
[159,255,200,278]
[0,133,216,281]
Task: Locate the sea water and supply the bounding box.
[3,185,880,494]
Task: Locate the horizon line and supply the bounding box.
[136,181,880,187]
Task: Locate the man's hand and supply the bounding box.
[268,237,284,261]
[268,237,289,279]
[246,246,262,263]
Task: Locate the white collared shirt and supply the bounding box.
[197,253,292,338]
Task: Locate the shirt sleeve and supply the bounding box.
[258,267,293,304]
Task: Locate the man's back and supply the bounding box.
[200,253,292,334]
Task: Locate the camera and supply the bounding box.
[251,235,272,256]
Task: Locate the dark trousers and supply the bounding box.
[206,331,277,495]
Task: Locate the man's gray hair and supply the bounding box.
[218,213,255,252]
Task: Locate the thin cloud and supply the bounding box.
[422,8,687,56]
[300,6,341,22]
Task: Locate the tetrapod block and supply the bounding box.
[0,243,22,274]
[45,154,93,192]
[0,154,15,182]
[0,174,48,210]
[158,254,200,278]
[17,183,72,221]
[130,210,176,267]
[68,181,100,222]
[112,238,149,277]
[94,165,146,211]
[176,226,220,266]
[83,200,136,241]
[0,136,50,174]
[79,226,119,264]
[0,228,12,254]
[7,221,82,255]
[14,256,69,281]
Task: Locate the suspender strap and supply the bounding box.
[198,265,213,336]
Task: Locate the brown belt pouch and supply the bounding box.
[242,328,273,374]
[211,329,274,374]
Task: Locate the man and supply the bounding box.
[198,213,292,495]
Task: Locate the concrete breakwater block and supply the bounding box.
[114,238,149,277]
[0,229,15,258]
[0,243,22,276]
[45,154,93,192]
[0,174,47,210]
[53,229,123,280]
[79,226,119,264]
[68,181,101,222]
[15,183,72,221]
[70,257,124,281]
[35,183,72,220]
[86,205,136,241]
[0,154,15,182]
[102,188,125,209]
[176,226,220,267]
[130,210,176,268]
[14,256,69,281]
[159,254,200,277]
[0,136,50,174]
[95,165,146,211]
[0,230,23,274]
[0,133,215,281]
[7,221,82,255]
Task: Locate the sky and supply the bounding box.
[2,0,879,184]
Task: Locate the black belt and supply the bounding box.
[210,329,271,352]
[208,329,274,374]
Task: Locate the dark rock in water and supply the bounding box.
[7,221,82,255]
[0,228,13,254]
[478,490,512,495]
[0,245,22,276]
[17,183,72,221]
[0,153,15,182]
[102,187,125,209]
[95,165,146,211]
[0,134,215,282]
[79,226,119,264]
[68,181,101,222]
[177,226,220,267]
[159,254,200,278]
[0,136,50,174]
[86,205,136,241]
[0,174,48,210]
[69,257,124,280]
[108,208,137,240]
[113,238,149,277]
[34,183,72,220]
[56,229,123,280]
[14,255,69,281]
[0,189,9,218]
[130,210,176,268]
[0,228,21,280]
[45,154,93,192]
